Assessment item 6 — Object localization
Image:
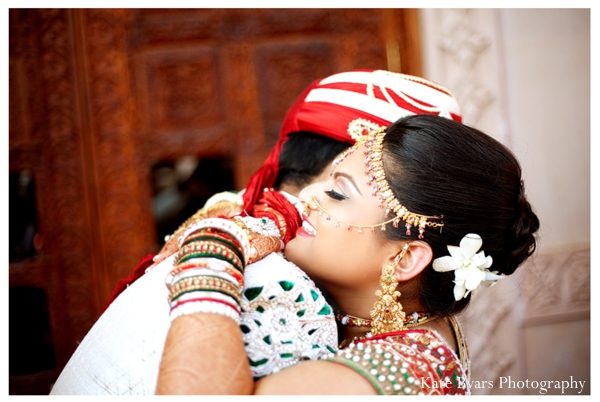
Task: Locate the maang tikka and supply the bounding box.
[370,242,411,336]
[311,119,444,238]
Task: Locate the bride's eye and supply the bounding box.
[324,190,347,201]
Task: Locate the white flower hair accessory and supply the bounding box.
[432,233,504,301]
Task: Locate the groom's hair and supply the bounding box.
[273,131,350,190]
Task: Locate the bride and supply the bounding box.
[156,113,539,395]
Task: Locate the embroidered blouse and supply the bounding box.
[326,320,470,395]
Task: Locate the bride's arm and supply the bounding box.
[156,312,253,395]
[253,359,377,395]
[156,311,376,395]
[155,217,376,395]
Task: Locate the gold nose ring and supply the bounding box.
[301,202,311,217]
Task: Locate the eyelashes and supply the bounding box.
[324,189,347,201]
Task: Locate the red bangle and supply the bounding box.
[170,296,240,314]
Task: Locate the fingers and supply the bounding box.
[152,239,179,266]
[247,233,284,264]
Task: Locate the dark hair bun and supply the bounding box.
[381,114,540,316]
[503,181,540,275]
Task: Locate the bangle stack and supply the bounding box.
[166,218,248,323]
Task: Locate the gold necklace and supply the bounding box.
[338,313,439,349]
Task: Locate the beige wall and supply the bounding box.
[419,8,590,395]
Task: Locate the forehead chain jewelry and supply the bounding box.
[312,121,444,238]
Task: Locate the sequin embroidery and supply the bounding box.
[326,329,468,395]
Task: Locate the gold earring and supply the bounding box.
[370,242,411,336]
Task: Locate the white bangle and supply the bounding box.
[169,300,240,324]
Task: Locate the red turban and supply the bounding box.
[243,69,462,214]
[105,70,463,307]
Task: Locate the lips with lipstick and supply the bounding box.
[295,217,318,238]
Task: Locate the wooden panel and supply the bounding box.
[8,11,93,393]
[220,42,267,189]
[34,9,94,363]
[256,39,336,146]
[8,8,423,394]
[134,9,224,45]
[77,8,157,297]
[142,47,222,131]
[135,45,232,163]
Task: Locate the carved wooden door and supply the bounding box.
[9,8,422,394]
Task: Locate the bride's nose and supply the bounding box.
[298,182,322,212]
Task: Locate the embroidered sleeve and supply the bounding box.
[240,253,339,378]
[325,331,466,395]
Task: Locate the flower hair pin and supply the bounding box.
[432,233,504,301]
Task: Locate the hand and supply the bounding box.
[247,231,285,264]
[150,200,244,267]
[151,236,180,266]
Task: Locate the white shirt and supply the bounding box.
[50,192,337,395]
